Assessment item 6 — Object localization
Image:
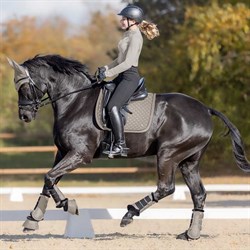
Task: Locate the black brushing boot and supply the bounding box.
[102,106,129,157]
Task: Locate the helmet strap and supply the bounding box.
[126,18,137,31]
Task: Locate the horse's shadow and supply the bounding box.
[94,232,172,241]
[94,232,214,241]
[0,232,215,242]
[0,233,62,241]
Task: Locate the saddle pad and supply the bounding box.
[95,90,156,133]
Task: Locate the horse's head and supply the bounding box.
[7,58,47,122]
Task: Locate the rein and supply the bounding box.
[39,81,99,107]
[18,71,100,110]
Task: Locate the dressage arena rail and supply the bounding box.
[1,184,249,201]
[0,167,154,175]
[0,145,57,153]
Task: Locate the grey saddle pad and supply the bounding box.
[95,90,156,133]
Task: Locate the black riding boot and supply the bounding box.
[103,106,129,157]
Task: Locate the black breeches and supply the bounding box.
[107,67,140,112]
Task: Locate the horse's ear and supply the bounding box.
[6,57,28,91]
[7,57,24,72]
[6,57,26,74]
[7,57,15,68]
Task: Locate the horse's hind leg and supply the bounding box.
[177,150,206,240]
[120,156,177,227]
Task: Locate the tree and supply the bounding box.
[122,0,250,164]
[170,2,250,143]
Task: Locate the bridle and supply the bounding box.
[17,70,99,113]
[17,70,45,113]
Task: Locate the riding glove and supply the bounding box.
[96,67,106,83]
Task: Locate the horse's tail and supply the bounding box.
[209,108,250,172]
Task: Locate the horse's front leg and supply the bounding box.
[23,151,85,232]
[22,151,63,232]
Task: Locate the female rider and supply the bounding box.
[96,5,159,157]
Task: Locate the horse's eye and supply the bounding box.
[19,84,32,99]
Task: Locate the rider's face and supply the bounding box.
[120,17,136,30]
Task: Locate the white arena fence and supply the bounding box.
[0,184,249,202]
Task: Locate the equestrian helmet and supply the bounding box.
[118,5,144,23]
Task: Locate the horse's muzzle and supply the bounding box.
[19,108,36,123]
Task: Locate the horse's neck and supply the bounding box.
[51,85,100,122]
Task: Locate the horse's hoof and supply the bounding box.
[23,228,35,233]
[67,199,79,215]
[120,217,133,227]
[176,231,189,240]
[23,218,39,231]
[176,231,199,241]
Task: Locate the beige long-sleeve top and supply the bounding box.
[104,26,143,78]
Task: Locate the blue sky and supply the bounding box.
[1,0,126,25]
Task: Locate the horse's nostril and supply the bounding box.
[20,114,28,122]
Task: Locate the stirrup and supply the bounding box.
[101,141,110,151]
[103,143,129,158]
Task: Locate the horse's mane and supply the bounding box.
[23,54,95,81]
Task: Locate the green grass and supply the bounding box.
[0,152,54,169]
[0,178,159,187]
[0,152,154,169]
[0,152,158,186]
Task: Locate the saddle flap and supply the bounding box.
[103,82,116,108]
[99,77,149,130]
[95,91,156,133]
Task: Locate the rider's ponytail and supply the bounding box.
[139,20,160,40]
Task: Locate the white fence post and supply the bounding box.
[10,188,23,202]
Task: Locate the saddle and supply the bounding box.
[95,81,155,134]
[102,78,148,126]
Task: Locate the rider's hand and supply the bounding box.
[95,67,106,83]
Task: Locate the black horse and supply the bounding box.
[8,55,249,240]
